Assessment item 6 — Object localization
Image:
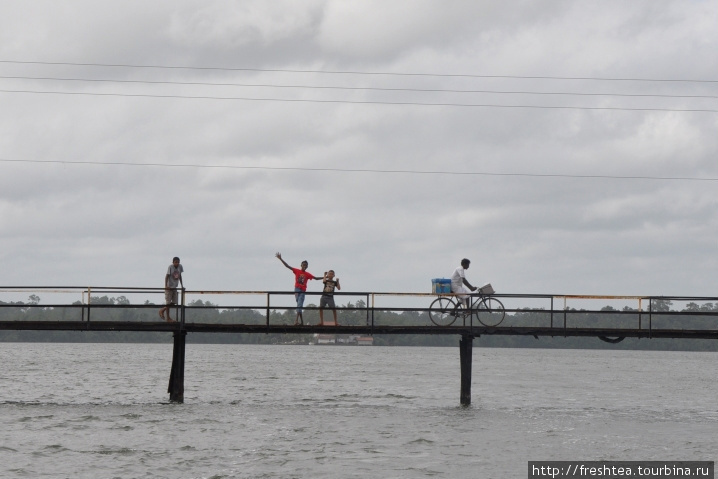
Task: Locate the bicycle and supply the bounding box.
[429,287,506,327]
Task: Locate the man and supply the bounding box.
[451,258,477,309]
[276,252,317,325]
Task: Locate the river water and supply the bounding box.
[1,343,716,478]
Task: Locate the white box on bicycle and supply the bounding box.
[478,283,495,295]
[431,278,451,294]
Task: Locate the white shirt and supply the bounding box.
[166,264,184,288]
[451,266,466,292]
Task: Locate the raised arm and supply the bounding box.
[275,252,292,270]
[323,272,340,290]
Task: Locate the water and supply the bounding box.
[1,343,716,478]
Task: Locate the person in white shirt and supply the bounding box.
[159,256,184,322]
[451,258,477,309]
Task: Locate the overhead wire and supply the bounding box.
[1,60,717,83]
[1,61,716,180]
[0,75,716,99]
[0,89,715,112]
[1,158,717,182]
[1,60,715,111]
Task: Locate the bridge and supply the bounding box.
[2,286,717,405]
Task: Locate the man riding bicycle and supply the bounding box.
[451,258,478,309]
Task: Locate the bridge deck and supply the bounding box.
[1,321,717,340]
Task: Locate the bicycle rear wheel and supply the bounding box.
[475,297,506,326]
[429,297,457,326]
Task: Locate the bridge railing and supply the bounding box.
[2,287,718,336]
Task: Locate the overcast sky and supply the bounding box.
[1,1,717,305]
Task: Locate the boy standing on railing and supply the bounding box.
[275,252,318,326]
[159,256,184,323]
[319,270,341,326]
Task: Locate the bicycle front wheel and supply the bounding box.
[429,297,457,326]
[475,297,506,326]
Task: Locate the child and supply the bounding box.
[159,257,184,322]
[276,252,317,325]
[319,270,341,326]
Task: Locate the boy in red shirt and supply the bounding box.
[276,252,318,325]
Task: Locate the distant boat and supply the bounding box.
[311,333,373,346]
[314,334,336,345]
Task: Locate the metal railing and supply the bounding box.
[2,287,718,338]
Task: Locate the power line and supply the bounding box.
[1,75,716,100]
[1,60,716,84]
[2,158,717,182]
[2,89,716,112]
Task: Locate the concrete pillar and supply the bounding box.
[459,334,473,406]
[168,330,187,403]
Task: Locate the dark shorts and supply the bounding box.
[319,295,335,309]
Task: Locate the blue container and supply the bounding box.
[431,278,451,294]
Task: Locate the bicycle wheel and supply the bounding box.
[429,297,457,326]
[475,297,506,326]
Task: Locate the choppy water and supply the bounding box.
[1,343,716,478]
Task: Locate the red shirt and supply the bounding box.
[291,268,316,291]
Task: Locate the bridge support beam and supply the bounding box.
[168,330,187,403]
[459,334,473,406]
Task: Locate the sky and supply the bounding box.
[1,1,717,306]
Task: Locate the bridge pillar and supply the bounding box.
[459,334,473,406]
[168,330,187,403]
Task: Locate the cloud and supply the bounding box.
[0,0,717,303]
